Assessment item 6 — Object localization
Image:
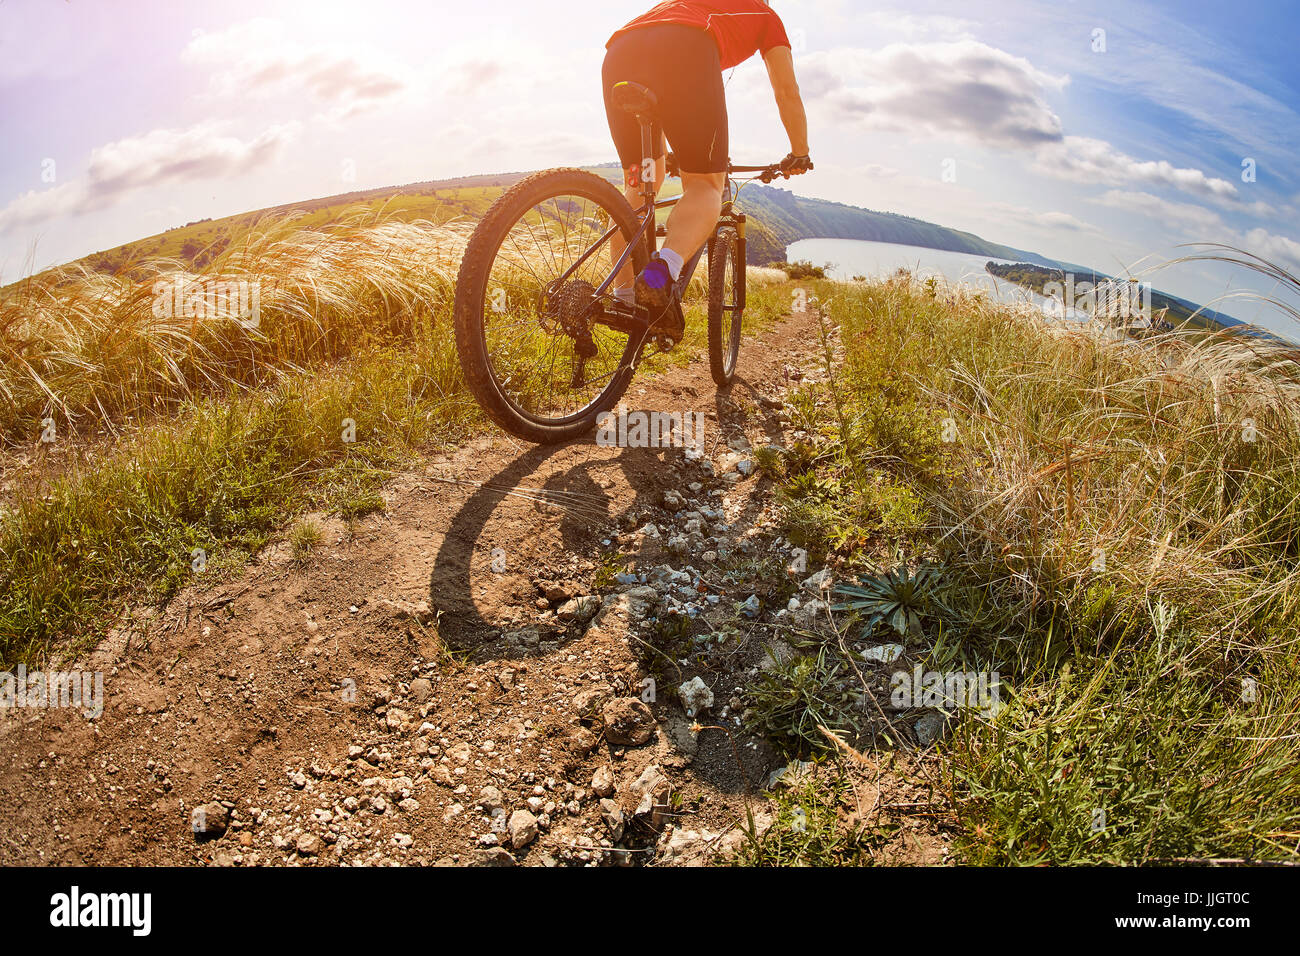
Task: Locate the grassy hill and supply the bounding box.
[77,172,524,274]
[68,166,1059,279]
[986,261,1246,334]
[715,181,1058,269]
[44,166,1245,337]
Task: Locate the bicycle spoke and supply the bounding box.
[472,183,638,424]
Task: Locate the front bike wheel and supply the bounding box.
[453,168,649,444]
[707,226,744,386]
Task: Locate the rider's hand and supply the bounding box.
[780,152,813,176]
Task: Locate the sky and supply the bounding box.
[2,0,1298,333]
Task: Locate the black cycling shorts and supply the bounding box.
[602,24,729,175]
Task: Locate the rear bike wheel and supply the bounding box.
[707,226,744,386]
[453,168,649,444]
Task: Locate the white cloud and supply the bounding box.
[441,59,509,98]
[1240,228,1300,272]
[849,12,975,40]
[85,122,297,199]
[439,125,610,170]
[0,122,298,231]
[1018,209,1098,233]
[0,182,88,232]
[798,40,1068,149]
[789,37,1252,211]
[182,19,414,119]
[975,199,1101,236]
[1089,190,1225,233]
[1086,192,1300,271]
[1033,136,1239,200]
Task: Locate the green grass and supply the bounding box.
[734,765,890,866]
[756,270,1300,864]
[0,342,478,667]
[288,517,324,564]
[953,626,1300,864]
[746,640,863,753]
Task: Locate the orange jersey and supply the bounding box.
[608,0,791,70]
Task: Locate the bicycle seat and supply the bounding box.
[610,81,658,115]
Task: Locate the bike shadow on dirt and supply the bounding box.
[427,385,795,787]
[428,375,788,658]
[428,437,679,657]
[715,375,786,442]
[427,431,784,796]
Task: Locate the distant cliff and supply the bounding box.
[985,261,1245,332]
[732,184,1059,268]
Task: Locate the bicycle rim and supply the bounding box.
[470,174,641,429]
[723,238,742,376]
[709,228,743,384]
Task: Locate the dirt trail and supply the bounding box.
[0,309,950,866]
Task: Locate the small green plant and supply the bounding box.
[592,550,627,591]
[316,461,388,520]
[745,642,860,755]
[734,765,887,866]
[834,561,950,640]
[289,518,324,563]
[636,611,695,688]
[753,444,786,478]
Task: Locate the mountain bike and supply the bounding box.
[453,79,810,444]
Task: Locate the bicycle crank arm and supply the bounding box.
[591,302,651,338]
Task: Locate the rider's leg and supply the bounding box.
[631,168,726,325]
[662,170,725,272]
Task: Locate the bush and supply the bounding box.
[768,260,830,280]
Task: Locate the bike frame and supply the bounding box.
[544,101,773,341]
[548,178,747,323]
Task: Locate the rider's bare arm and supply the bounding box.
[763,45,809,160]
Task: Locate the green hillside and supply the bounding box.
[78,173,522,274]
[69,166,1057,278]
[717,182,1059,268]
[985,261,1246,334]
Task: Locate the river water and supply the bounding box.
[786,237,1094,322]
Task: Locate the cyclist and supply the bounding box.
[602,0,812,342]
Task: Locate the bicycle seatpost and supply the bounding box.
[634,115,660,254]
[637,115,657,221]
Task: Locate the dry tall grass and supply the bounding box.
[0,210,475,443]
[906,281,1300,649]
[747,265,789,287]
[781,270,1300,861]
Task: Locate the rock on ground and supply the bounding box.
[602,697,656,747]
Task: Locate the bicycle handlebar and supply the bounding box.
[729,160,813,183]
[663,151,812,182]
